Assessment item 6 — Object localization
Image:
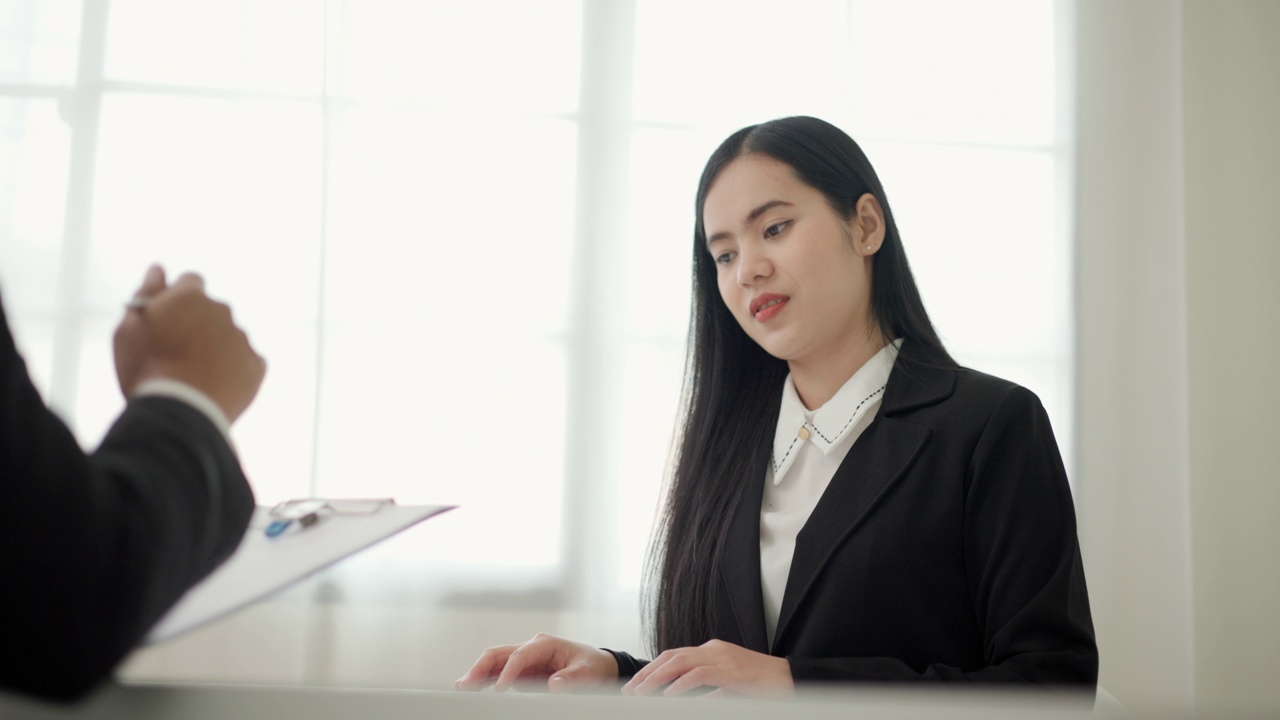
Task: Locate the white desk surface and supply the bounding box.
[0,682,1125,720]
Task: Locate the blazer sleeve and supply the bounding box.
[603,649,649,679]
[787,385,1098,688]
[0,303,255,702]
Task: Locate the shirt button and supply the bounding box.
[798,426,811,440]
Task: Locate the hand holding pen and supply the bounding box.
[113,264,266,424]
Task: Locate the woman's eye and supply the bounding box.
[714,251,736,266]
[764,221,791,238]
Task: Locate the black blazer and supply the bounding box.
[615,341,1097,689]
[0,294,254,702]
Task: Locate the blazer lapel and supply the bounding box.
[719,458,770,653]
[771,347,957,650]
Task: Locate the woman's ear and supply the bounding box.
[852,193,886,256]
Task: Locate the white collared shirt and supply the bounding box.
[760,339,901,649]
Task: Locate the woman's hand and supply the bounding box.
[621,639,794,698]
[454,632,619,693]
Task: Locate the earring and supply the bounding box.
[866,245,874,250]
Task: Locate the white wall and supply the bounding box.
[1183,0,1280,712]
[1075,0,1196,707]
[1076,0,1280,712]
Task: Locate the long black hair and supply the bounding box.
[646,116,955,653]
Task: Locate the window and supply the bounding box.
[1,0,1072,638]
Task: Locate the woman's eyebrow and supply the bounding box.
[706,199,794,246]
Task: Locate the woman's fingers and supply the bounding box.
[454,645,517,691]
[622,649,680,695]
[492,633,575,692]
[459,633,620,694]
[622,640,793,698]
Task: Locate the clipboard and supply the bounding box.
[145,500,456,643]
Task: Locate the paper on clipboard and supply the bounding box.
[146,503,456,644]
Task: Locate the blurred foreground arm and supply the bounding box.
[0,266,265,702]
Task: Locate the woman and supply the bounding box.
[456,116,1097,696]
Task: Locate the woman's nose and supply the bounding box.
[737,247,773,286]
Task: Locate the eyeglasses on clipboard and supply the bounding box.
[264,497,395,538]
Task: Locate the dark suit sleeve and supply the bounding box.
[787,385,1097,688]
[602,649,649,679]
[0,302,255,702]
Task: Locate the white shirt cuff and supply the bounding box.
[132,378,234,446]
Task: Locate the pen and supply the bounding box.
[265,511,321,538]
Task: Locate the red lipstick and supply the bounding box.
[751,293,789,321]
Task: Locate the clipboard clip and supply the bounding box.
[264,497,395,538]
